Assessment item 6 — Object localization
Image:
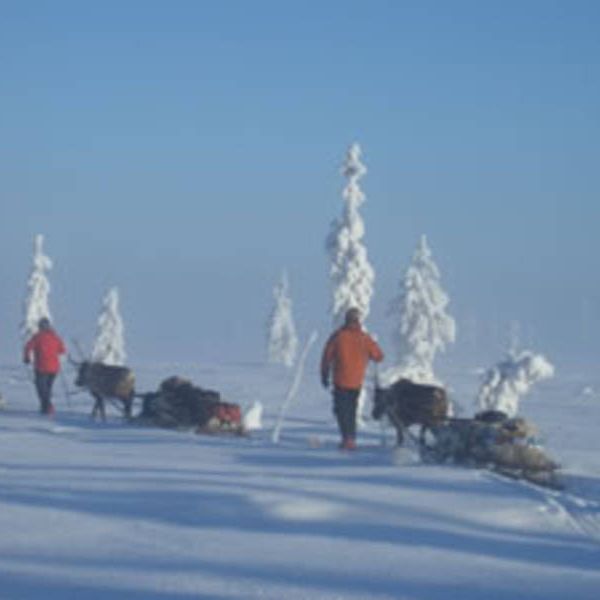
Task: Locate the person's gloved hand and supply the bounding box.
[321,373,329,389]
[23,356,30,365]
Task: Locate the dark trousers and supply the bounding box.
[333,387,360,441]
[34,372,57,414]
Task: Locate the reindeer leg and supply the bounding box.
[124,393,133,420]
[386,406,405,446]
[419,425,427,447]
[396,426,404,446]
[92,393,106,422]
[91,394,100,420]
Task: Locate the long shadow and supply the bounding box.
[3,552,596,600]
[562,473,600,502]
[0,459,581,547]
[0,571,226,600]
[3,402,600,580]
[2,477,599,573]
[0,448,592,544]
[1,447,595,552]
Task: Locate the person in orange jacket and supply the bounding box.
[320,307,384,450]
[23,317,66,415]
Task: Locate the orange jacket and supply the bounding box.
[24,329,66,374]
[321,323,383,390]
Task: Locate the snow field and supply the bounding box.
[0,361,599,599]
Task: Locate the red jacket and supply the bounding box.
[321,322,383,390]
[24,329,66,374]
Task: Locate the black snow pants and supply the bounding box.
[333,387,360,441]
[35,371,57,414]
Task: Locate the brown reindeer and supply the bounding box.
[372,378,448,445]
[74,360,135,421]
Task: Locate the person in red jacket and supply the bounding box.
[320,308,384,450]
[23,317,66,415]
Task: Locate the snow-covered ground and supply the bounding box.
[1,361,599,599]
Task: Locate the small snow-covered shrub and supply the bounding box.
[476,350,555,417]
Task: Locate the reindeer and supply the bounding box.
[70,357,136,421]
[372,377,448,446]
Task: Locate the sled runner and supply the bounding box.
[491,465,564,490]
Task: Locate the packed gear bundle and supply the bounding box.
[421,409,562,488]
[137,376,244,434]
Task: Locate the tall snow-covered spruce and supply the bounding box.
[388,235,456,384]
[21,234,53,341]
[91,287,126,366]
[266,271,298,368]
[326,143,375,327]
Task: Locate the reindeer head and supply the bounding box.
[371,385,391,420]
[74,360,92,388]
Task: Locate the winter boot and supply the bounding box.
[340,437,356,451]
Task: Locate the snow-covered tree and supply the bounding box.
[91,287,126,366]
[266,271,298,368]
[326,143,375,327]
[476,350,555,417]
[21,234,53,341]
[388,235,456,384]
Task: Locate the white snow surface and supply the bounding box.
[242,401,263,431]
[1,361,599,600]
[91,287,127,366]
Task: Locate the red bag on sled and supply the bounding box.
[212,403,242,427]
[199,401,244,434]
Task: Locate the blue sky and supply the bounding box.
[1,1,599,366]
